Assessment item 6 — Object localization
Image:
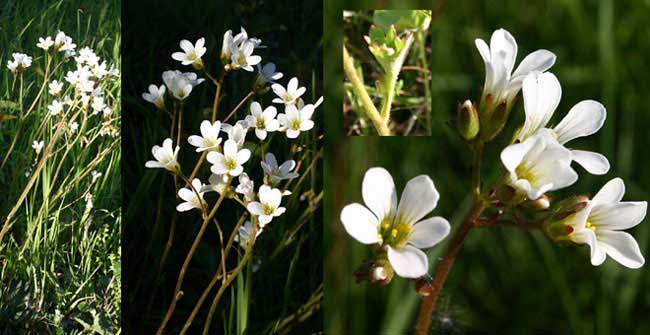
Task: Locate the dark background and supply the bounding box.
[325,0,650,334]
[122,0,322,333]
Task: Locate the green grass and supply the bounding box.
[326,0,650,334]
[0,1,121,333]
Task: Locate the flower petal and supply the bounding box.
[176,202,196,212]
[519,72,561,140]
[362,167,397,221]
[396,175,439,225]
[570,150,610,175]
[553,100,606,144]
[340,203,380,244]
[597,230,645,269]
[387,245,429,278]
[511,49,556,81]
[592,178,625,207]
[490,28,517,77]
[408,217,450,249]
[590,201,647,231]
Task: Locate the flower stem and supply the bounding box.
[416,30,432,135]
[343,45,391,136]
[210,72,225,122]
[223,91,254,123]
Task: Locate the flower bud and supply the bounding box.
[353,258,394,286]
[523,194,551,211]
[480,100,509,141]
[543,195,590,244]
[457,100,479,141]
[415,277,433,297]
[550,195,590,221]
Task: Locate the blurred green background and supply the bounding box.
[325,0,650,334]
[122,0,322,333]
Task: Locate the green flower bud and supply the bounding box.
[457,100,479,141]
[353,258,394,286]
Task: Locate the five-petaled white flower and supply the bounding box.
[261,153,299,184]
[37,36,54,51]
[145,138,180,173]
[177,178,207,212]
[516,71,609,175]
[501,131,578,201]
[207,139,250,177]
[278,103,315,139]
[48,100,64,115]
[7,53,32,73]
[172,38,207,68]
[235,172,255,201]
[221,121,248,148]
[340,167,451,278]
[54,31,76,53]
[245,102,279,140]
[49,80,63,96]
[230,40,261,72]
[32,140,44,154]
[272,77,306,105]
[188,120,223,152]
[162,70,204,100]
[247,185,286,227]
[142,84,166,109]
[234,220,262,248]
[555,178,647,268]
[475,28,556,107]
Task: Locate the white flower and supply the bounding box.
[91,170,103,182]
[49,80,63,96]
[48,100,64,115]
[142,84,166,109]
[272,77,306,105]
[254,63,283,88]
[7,53,32,72]
[206,139,250,177]
[92,96,106,113]
[188,120,222,152]
[69,121,79,132]
[229,40,261,72]
[85,193,93,209]
[54,31,76,53]
[221,121,248,148]
[559,178,647,268]
[475,28,556,106]
[75,47,100,66]
[261,153,299,184]
[37,36,54,50]
[247,185,286,226]
[145,138,180,173]
[172,38,207,68]
[32,140,44,154]
[162,70,204,100]
[340,167,451,278]
[501,131,578,201]
[102,107,112,117]
[234,220,262,248]
[201,173,230,194]
[277,103,315,139]
[516,71,609,175]
[244,102,279,140]
[221,27,262,63]
[235,172,255,201]
[177,178,206,212]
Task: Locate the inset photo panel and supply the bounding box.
[122,0,323,333]
[343,10,432,136]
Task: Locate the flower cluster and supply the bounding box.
[144,27,321,246]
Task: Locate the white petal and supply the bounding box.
[237,148,251,164]
[176,202,195,212]
[592,178,625,207]
[511,49,556,80]
[178,188,195,202]
[408,217,450,249]
[500,135,540,172]
[519,72,561,140]
[490,29,517,77]
[223,139,237,157]
[571,150,610,175]
[247,202,264,215]
[387,245,429,278]
[340,203,380,244]
[362,167,397,221]
[553,100,606,144]
[474,38,491,63]
[597,230,645,269]
[590,201,647,231]
[397,175,439,225]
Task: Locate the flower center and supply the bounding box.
[237,53,247,65]
[378,216,412,249]
[256,117,266,129]
[262,203,275,215]
[290,119,301,131]
[225,157,238,170]
[585,220,596,231]
[515,164,538,182]
[283,95,294,103]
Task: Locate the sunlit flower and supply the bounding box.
[207,139,250,177]
[247,185,286,226]
[340,167,451,278]
[235,172,255,201]
[261,152,299,184]
[91,170,103,182]
[7,53,32,73]
[244,101,279,140]
[172,38,207,69]
[177,178,206,212]
[272,77,306,106]
[75,47,100,66]
[201,173,230,194]
[501,131,578,201]
[229,40,261,72]
[92,96,106,113]
[48,100,64,115]
[54,31,76,54]
[549,178,647,268]
[32,140,44,154]
[475,28,556,107]
[49,80,63,96]
[37,36,54,51]
[145,138,180,173]
[221,122,248,148]
[188,120,222,152]
[277,103,315,139]
[142,84,166,109]
[84,192,93,209]
[69,121,79,132]
[234,220,262,248]
[162,70,204,101]
[516,71,609,175]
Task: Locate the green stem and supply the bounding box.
[416,30,432,135]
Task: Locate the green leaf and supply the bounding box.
[373,10,431,32]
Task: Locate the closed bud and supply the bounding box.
[543,195,590,244]
[551,195,590,221]
[523,194,551,211]
[457,100,479,140]
[353,258,394,286]
[415,277,433,297]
